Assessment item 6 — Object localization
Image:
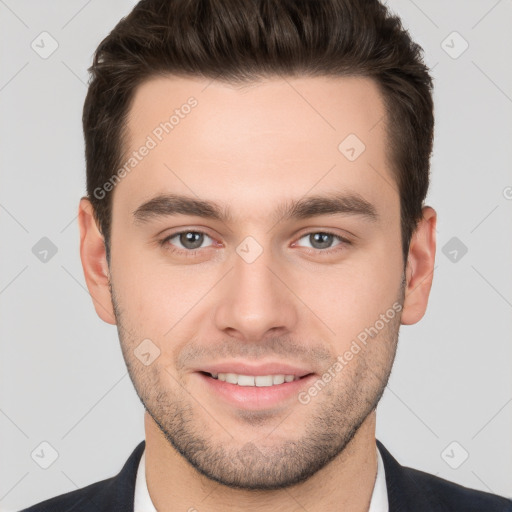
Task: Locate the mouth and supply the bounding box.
[196,370,317,410]
[199,371,312,387]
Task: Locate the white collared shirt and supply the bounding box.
[134,444,388,511]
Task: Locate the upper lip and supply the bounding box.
[196,362,314,378]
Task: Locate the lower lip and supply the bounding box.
[196,372,316,410]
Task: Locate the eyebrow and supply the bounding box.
[132,191,379,226]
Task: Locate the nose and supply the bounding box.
[213,245,299,343]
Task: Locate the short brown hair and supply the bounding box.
[83,0,434,265]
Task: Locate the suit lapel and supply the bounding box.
[377,439,446,512]
[95,440,146,512]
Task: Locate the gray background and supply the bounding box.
[1,0,511,510]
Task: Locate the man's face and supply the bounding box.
[107,75,405,489]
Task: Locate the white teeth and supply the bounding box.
[225,373,238,384]
[255,375,273,387]
[213,373,299,386]
[237,374,254,386]
[272,374,285,385]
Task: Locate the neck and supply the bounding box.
[144,411,378,512]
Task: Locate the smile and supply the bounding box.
[207,372,302,386]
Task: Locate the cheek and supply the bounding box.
[113,252,215,337]
[293,252,403,348]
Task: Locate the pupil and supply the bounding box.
[311,233,332,249]
[181,232,203,249]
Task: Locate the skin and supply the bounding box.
[78,75,436,511]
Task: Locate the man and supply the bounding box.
[22,0,511,510]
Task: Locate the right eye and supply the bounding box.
[160,230,216,254]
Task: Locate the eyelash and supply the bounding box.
[158,230,351,257]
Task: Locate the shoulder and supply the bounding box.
[377,440,512,511]
[401,464,512,511]
[19,440,145,512]
[19,477,114,512]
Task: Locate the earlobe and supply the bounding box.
[78,197,116,325]
[400,206,437,326]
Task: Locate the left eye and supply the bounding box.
[294,232,345,250]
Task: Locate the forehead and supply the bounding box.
[115,74,397,224]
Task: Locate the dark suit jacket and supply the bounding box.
[20,439,512,511]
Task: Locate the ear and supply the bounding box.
[78,197,116,325]
[400,206,437,325]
